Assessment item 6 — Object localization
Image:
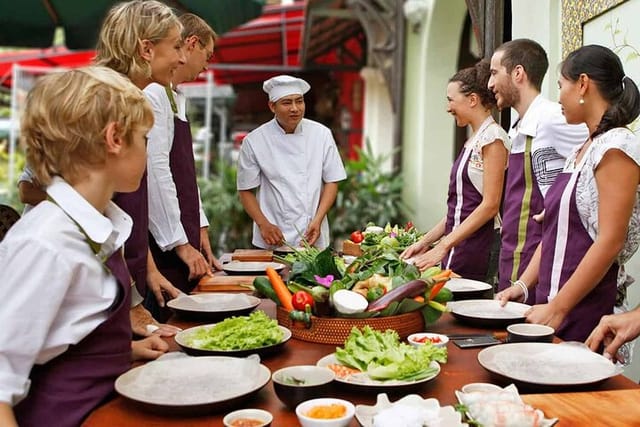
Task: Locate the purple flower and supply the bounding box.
[314,274,334,288]
[389,232,397,238]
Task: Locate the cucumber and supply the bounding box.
[253,276,281,305]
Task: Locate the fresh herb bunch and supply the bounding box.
[360,222,423,252]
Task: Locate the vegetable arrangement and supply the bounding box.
[334,326,447,381]
[254,242,453,326]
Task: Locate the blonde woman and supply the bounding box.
[95,0,187,332]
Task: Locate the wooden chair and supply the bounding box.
[0,205,21,242]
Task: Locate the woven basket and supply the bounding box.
[276,306,425,345]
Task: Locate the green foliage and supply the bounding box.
[329,142,410,242]
[198,160,252,255]
[0,147,26,211]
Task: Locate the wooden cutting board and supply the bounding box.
[523,389,640,426]
[195,274,260,292]
[231,249,273,262]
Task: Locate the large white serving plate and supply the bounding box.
[115,356,270,410]
[449,299,530,327]
[167,293,261,321]
[477,342,619,387]
[222,261,285,275]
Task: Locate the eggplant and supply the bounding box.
[366,279,427,312]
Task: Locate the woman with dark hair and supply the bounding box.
[402,60,509,281]
[498,45,640,342]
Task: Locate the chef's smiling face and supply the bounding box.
[270,94,305,133]
[446,81,472,127]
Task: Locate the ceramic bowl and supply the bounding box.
[296,398,355,427]
[222,408,273,427]
[507,323,554,343]
[407,332,449,348]
[460,382,503,394]
[272,365,335,409]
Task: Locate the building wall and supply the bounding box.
[402,0,468,231]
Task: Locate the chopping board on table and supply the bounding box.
[195,274,260,293]
[231,249,273,262]
[523,389,640,426]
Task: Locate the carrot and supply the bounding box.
[413,295,425,303]
[430,269,452,282]
[428,281,447,301]
[266,267,293,311]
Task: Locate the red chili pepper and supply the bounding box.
[405,221,414,231]
[292,290,315,311]
[350,230,364,244]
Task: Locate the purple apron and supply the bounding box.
[498,136,542,304]
[443,144,494,281]
[14,245,132,427]
[536,157,617,342]
[113,174,149,296]
[149,89,201,295]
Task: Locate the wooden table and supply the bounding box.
[83,300,640,426]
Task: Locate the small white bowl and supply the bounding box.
[407,332,449,348]
[507,323,554,343]
[223,408,273,427]
[296,397,355,427]
[460,382,503,394]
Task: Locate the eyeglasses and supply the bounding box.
[196,37,214,62]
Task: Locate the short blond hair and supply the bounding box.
[95,0,181,81]
[21,66,154,186]
[179,13,217,45]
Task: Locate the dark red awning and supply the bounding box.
[0,48,95,88]
[210,2,304,85]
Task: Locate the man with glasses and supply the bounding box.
[144,13,222,320]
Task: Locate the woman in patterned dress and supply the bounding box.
[497,45,640,342]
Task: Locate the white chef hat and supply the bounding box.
[263,75,310,102]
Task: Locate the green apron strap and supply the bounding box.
[164,85,178,115]
[510,135,534,282]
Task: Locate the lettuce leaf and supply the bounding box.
[335,326,447,381]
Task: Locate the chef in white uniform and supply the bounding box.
[237,75,346,249]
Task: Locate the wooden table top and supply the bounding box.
[82,300,640,427]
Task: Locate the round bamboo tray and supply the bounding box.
[276,306,425,345]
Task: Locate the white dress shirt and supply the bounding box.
[0,177,132,406]
[237,118,346,249]
[509,95,588,196]
[144,82,208,251]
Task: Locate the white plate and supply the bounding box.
[477,342,620,386]
[449,299,530,327]
[445,277,492,293]
[355,393,466,427]
[316,353,440,389]
[222,261,285,275]
[167,293,260,319]
[176,324,291,358]
[115,355,270,407]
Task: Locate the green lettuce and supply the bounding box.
[335,326,447,381]
[185,310,283,350]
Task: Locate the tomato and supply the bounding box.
[292,290,315,311]
[414,335,441,344]
[350,230,364,244]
